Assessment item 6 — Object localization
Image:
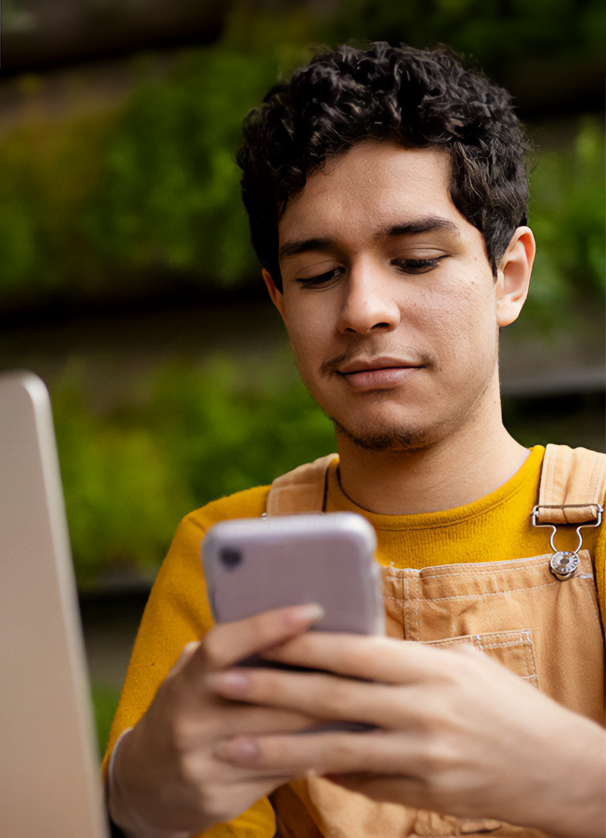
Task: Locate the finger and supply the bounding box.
[260,631,472,684]
[199,754,308,786]
[213,729,415,777]
[209,668,414,729]
[210,702,323,738]
[190,604,325,673]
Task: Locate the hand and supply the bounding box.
[211,632,606,838]
[107,604,324,838]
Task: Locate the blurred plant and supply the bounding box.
[525,119,605,329]
[53,353,335,587]
[0,4,602,328]
[80,29,310,290]
[323,0,606,79]
[91,681,120,756]
[53,361,195,586]
[2,0,37,34]
[0,5,312,305]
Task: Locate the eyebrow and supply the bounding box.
[385,217,460,237]
[278,217,460,261]
[278,237,332,261]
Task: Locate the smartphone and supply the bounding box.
[202,512,384,732]
[202,512,384,637]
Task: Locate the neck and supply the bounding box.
[336,399,529,516]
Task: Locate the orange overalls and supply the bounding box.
[266,445,605,838]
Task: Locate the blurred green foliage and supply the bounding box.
[0,4,602,320]
[324,0,606,77]
[0,7,312,304]
[526,119,605,327]
[91,681,120,757]
[54,354,335,586]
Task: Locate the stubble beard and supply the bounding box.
[330,415,430,452]
[326,366,498,454]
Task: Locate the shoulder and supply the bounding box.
[136,485,273,648]
[181,484,271,536]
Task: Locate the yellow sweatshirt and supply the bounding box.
[103,445,604,837]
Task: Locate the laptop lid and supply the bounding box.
[0,371,109,838]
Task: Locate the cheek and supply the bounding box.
[284,313,327,374]
[283,297,333,345]
[421,283,497,366]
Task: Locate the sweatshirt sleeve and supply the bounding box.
[102,488,276,838]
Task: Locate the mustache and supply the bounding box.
[320,344,434,376]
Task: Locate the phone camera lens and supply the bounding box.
[220,548,242,569]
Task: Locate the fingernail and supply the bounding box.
[212,670,250,696]
[287,603,325,628]
[215,737,259,763]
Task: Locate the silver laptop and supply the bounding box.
[0,371,109,838]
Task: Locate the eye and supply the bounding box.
[393,256,447,274]
[295,267,345,287]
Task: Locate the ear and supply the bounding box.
[495,227,535,328]
[262,268,286,319]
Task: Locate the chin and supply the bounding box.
[332,417,432,452]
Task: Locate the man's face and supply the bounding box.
[267,141,519,452]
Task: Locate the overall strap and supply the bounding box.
[536,444,606,525]
[266,454,337,516]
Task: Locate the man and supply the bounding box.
[104,43,605,838]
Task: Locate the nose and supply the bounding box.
[337,260,400,335]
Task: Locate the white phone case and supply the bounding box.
[202,512,384,637]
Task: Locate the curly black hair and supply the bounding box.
[237,42,531,288]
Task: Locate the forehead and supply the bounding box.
[279,142,459,244]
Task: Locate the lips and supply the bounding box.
[338,356,421,375]
[336,356,425,390]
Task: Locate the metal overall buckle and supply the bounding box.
[531,504,603,580]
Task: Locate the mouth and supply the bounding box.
[335,356,426,390]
